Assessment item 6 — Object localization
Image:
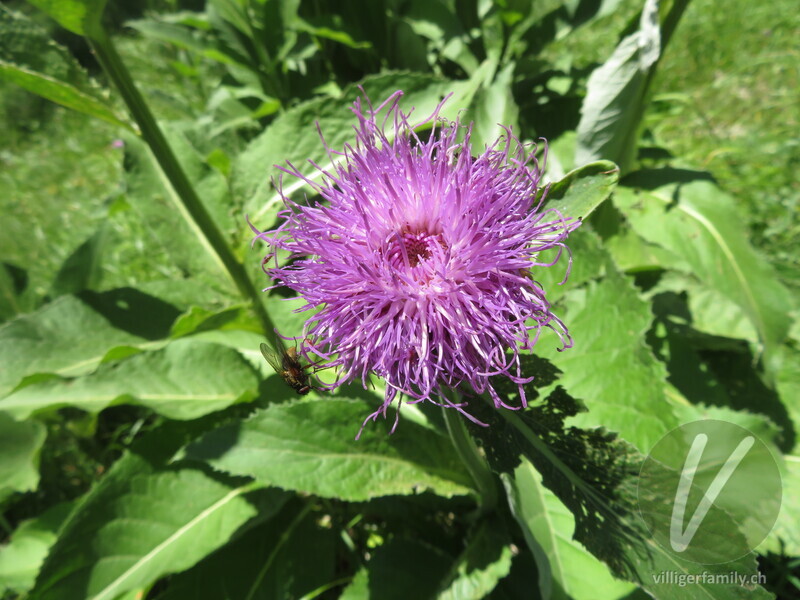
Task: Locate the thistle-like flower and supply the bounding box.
[252,91,580,434]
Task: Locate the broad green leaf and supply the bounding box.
[542,160,619,220]
[503,458,638,600]
[29,453,284,600]
[534,232,680,452]
[0,502,73,595]
[469,61,519,151]
[479,396,773,599]
[0,411,46,500]
[614,175,795,374]
[238,72,467,226]
[0,62,129,129]
[575,0,661,170]
[438,519,514,600]
[0,6,128,128]
[0,339,260,420]
[26,0,107,35]
[185,397,473,500]
[120,129,239,295]
[50,226,108,298]
[575,0,689,172]
[152,500,336,600]
[0,292,179,397]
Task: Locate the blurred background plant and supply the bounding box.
[0,0,797,598]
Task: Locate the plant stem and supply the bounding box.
[441,391,497,513]
[85,25,275,337]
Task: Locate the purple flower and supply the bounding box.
[252,91,580,434]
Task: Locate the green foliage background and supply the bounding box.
[0,0,797,598]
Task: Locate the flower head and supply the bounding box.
[252,90,580,434]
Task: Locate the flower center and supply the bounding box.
[384,226,447,274]
[404,232,433,267]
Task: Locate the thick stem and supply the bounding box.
[441,391,498,513]
[86,26,275,337]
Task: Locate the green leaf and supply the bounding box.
[0,292,179,398]
[542,160,620,220]
[0,6,128,127]
[184,397,473,501]
[26,0,107,35]
[0,502,73,595]
[469,62,519,152]
[29,454,284,600]
[50,226,108,298]
[152,500,336,600]
[119,129,239,294]
[0,338,260,420]
[575,0,660,170]
[0,263,30,323]
[0,62,129,128]
[477,393,774,599]
[0,411,46,500]
[614,174,795,375]
[503,458,638,600]
[533,231,680,452]
[438,519,514,600]
[575,0,689,172]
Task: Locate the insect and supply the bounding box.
[260,339,313,395]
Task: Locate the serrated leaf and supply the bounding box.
[503,458,637,600]
[0,292,179,398]
[184,397,473,500]
[0,339,260,420]
[29,453,284,600]
[614,175,795,375]
[0,411,46,500]
[534,232,679,452]
[542,160,619,220]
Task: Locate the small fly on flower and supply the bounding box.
[260,338,313,395]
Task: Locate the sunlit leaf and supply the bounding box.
[542,160,619,219]
[0,502,73,596]
[184,397,473,501]
[29,453,285,600]
[0,339,260,420]
[614,174,795,375]
[503,458,638,600]
[0,292,179,397]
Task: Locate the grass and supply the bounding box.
[647,0,800,289]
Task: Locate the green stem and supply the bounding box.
[85,25,275,337]
[442,390,497,513]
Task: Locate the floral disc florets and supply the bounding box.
[252,90,580,434]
